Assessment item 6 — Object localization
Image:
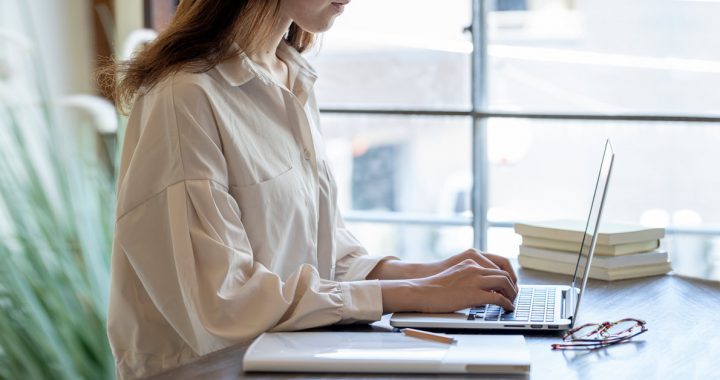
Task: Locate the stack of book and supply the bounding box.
[514,220,671,281]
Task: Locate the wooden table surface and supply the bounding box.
[148,266,720,380]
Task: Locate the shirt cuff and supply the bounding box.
[344,255,400,281]
[338,279,384,323]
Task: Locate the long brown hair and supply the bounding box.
[98,0,315,112]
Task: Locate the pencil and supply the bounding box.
[401,328,457,345]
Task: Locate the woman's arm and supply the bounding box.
[366,248,518,284]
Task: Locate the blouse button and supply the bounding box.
[303,148,311,160]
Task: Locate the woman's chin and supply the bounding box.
[301,21,335,34]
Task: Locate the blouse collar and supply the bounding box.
[215,41,318,103]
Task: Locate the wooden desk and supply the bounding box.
[149,268,720,380]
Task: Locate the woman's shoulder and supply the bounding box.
[144,69,218,103]
[130,69,232,120]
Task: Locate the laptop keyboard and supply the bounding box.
[467,287,556,323]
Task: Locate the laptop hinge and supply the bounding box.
[563,288,579,324]
[562,289,574,321]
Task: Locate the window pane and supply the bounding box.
[321,115,472,214]
[308,0,472,109]
[487,0,720,115]
[664,234,720,281]
[486,119,720,224]
[321,114,472,261]
[485,118,720,280]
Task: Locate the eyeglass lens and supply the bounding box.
[569,320,642,340]
[569,324,602,340]
[604,320,642,336]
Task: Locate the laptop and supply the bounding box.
[390,139,615,332]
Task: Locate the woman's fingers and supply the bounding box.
[453,260,516,299]
[461,249,518,289]
[476,274,517,302]
[477,290,515,311]
[483,253,518,285]
[475,267,516,291]
[415,257,519,313]
[463,249,501,271]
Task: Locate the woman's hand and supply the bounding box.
[368,248,518,286]
[437,249,518,285]
[379,259,517,313]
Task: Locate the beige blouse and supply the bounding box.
[108,42,390,379]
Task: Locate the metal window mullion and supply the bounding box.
[319,108,720,124]
[472,0,489,251]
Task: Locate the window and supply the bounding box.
[313,0,720,280]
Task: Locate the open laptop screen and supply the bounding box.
[569,140,615,324]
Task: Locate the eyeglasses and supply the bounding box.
[551,318,647,350]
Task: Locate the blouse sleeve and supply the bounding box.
[332,212,399,282]
[113,78,383,357]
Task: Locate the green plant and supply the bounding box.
[0,4,116,379]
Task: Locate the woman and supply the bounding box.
[102,0,518,378]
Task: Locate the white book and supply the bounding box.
[514,220,665,245]
[521,236,660,256]
[518,255,672,281]
[243,332,531,375]
[518,245,669,269]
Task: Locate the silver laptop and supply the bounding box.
[390,140,615,332]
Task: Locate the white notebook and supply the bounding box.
[243,332,531,375]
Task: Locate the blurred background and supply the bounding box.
[1,0,719,378]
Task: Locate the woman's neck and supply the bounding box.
[246,18,293,86]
